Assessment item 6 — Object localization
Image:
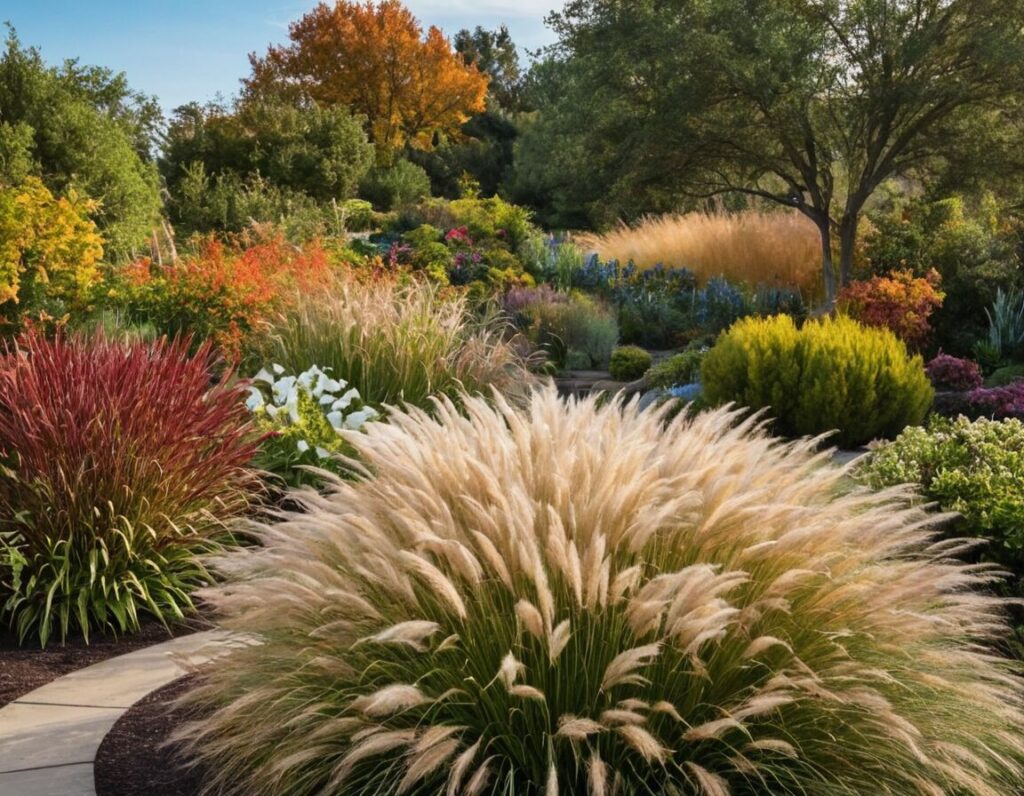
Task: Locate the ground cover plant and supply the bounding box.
[701,314,932,447]
[0,333,259,646]
[861,415,1024,596]
[177,388,1024,795]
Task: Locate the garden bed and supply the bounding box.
[0,618,208,708]
[94,675,206,796]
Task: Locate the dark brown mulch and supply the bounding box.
[0,616,209,708]
[94,675,207,796]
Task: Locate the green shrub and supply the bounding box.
[987,364,1024,387]
[608,345,652,381]
[527,293,618,369]
[646,346,707,389]
[178,388,1024,795]
[359,160,431,211]
[702,314,933,447]
[859,415,1024,594]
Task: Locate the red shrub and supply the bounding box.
[0,333,261,644]
[838,269,944,349]
[969,382,1024,420]
[925,354,984,391]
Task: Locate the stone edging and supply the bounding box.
[0,630,242,796]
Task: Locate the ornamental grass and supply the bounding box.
[178,388,1023,795]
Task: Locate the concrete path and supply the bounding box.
[0,630,241,796]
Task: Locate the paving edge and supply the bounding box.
[0,629,245,796]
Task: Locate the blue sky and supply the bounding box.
[2,1,559,113]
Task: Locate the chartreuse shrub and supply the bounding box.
[702,315,932,447]
[860,415,1024,594]
[608,345,651,381]
[246,364,379,489]
[177,388,1024,795]
[0,334,259,646]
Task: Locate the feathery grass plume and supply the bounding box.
[260,270,531,410]
[576,210,822,296]
[177,387,1024,795]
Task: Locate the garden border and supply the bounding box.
[0,630,243,796]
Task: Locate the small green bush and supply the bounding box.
[646,346,707,389]
[986,364,1024,387]
[859,415,1024,594]
[359,160,431,211]
[528,293,618,369]
[608,345,652,381]
[702,314,932,447]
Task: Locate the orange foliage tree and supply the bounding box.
[244,1,488,153]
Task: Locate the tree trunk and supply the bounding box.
[837,214,859,287]
[817,221,836,307]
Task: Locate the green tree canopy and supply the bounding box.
[0,27,162,258]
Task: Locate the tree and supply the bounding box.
[244,1,489,155]
[0,28,162,258]
[539,0,1024,302]
[454,25,525,113]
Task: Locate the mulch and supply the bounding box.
[94,675,208,796]
[0,616,209,708]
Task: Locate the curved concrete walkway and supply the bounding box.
[0,630,243,796]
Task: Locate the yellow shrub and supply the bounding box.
[702,314,933,446]
[0,177,104,318]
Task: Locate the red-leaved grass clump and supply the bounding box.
[0,333,260,646]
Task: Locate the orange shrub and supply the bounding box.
[117,237,332,360]
[838,269,944,350]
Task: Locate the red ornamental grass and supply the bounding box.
[0,332,261,645]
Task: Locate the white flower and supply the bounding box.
[331,388,361,411]
[297,367,321,391]
[326,410,344,429]
[319,394,335,406]
[285,387,300,423]
[296,440,310,453]
[265,404,280,419]
[315,446,331,459]
[315,372,343,397]
[245,387,265,411]
[344,408,378,429]
[253,367,275,385]
[272,363,285,375]
[272,376,296,405]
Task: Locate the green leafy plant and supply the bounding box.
[702,314,933,447]
[177,388,1024,795]
[0,333,259,646]
[859,415,1024,594]
[247,364,379,488]
[645,346,707,389]
[521,292,618,369]
[984,288,1024,360]
[608,345,652,381]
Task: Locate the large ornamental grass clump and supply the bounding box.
[0,333,260,646]
[179,388,1024,795]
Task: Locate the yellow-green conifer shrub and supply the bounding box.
[176,389,1023,796]
[702,314,933,447]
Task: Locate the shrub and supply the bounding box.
[523,292,618,369]
[837,269,944,349]
[702,314,933,447]
[0,177,104,330]
[694,276,751,334]
[608,345,652,381]
[969,382,1024,420]
[925,353,984,391]
[114,237,332,361]
[983,288,1024,362]
[987,364,1024,387]
[359,160,432,211]
[247,364,379,489]
[178,389,1024,795]
[860,415,1024,594]
[0,334,259,646]
[645,346,707,389]
[263,272,529,409]
[577,210,822,295]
